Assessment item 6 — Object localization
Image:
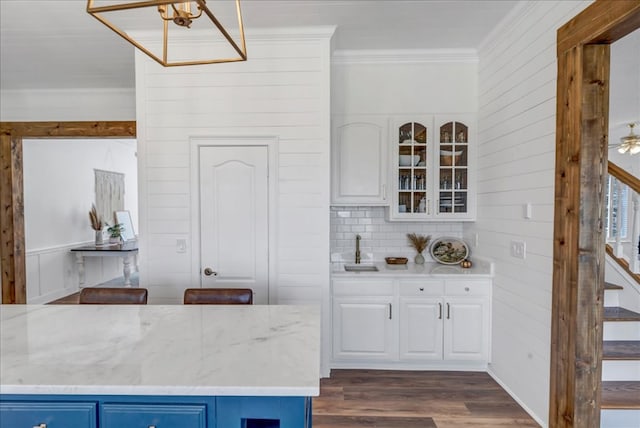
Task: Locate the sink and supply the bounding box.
[344,264,378,272]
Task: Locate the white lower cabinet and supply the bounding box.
[332,279,397,361]
[332,277,491,369]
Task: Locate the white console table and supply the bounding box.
[70,241,139,287]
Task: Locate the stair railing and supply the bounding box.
[607,162,640,276]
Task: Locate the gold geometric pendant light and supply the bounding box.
[87,0,247,67]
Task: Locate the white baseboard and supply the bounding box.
[487,366,547,428]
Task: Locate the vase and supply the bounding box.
[95,230,103,246]
[414,252,425,265]
[109,236,121,245]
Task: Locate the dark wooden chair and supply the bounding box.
[78,287,148,304]
[183,288,253,305]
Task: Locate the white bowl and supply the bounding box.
[399,155,420,166]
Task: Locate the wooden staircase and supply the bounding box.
[601,282,640,413]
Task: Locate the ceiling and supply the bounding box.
[0,0,519,91]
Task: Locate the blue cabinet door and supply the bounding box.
[101,403,207,428]
[0,401,97,428]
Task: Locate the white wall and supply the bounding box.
[609,29,640,176]
[0,88,135,122]
[135,28,334,305]
[332,52,477,115]
[23,138,138,303]
[466,1,591,425]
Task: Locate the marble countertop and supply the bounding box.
[0,304,320,397]
[331,261,493,277]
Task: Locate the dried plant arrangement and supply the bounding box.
[407,233,431,253]
[89,204,102,231]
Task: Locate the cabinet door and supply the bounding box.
[443,297,489,361]
[435,116,475,220]
[399,297,443,360]
[388,117,434,220]
[101,403,207,428]
[332,116,387,205]
[332,296,397,361]
[0,401,97,428]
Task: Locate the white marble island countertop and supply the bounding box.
[0,304,320,397]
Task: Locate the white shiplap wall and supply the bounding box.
[466,1,591,425]
[135,29,334,306]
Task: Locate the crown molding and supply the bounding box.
[331,49,478,65]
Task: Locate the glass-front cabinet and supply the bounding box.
[397,120,429,216]
[438,121,468,215]
[389,116,475,221]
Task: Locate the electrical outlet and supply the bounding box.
[510,240,526,259]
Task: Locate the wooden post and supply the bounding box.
[0,133,26,303]
[551,0,640,426]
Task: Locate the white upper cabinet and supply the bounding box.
[388,115,475,221]
[331,116,387,205]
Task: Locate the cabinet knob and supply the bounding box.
[33,425,47,428]
[419,287,424,291]
[465,287,470,292]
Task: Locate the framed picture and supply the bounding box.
[114,210,136,241]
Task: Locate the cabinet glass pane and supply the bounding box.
[396,121,429,215]
[439,121,468,215]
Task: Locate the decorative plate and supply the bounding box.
[430,237,469,265]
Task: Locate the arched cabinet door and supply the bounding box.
[331,115,387,205]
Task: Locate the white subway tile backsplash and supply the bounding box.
[330,206,463,260]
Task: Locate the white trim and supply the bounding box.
[189,136,279,304]
[332,49,478,65]
[487,366,547,428]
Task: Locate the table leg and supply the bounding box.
[75,253,86,287]
[122,255,132,287]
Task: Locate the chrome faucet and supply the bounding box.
[355,234,361,264]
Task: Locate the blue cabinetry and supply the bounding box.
[0,401,97,428]
[0,395,310,428]
[101,403,208,428]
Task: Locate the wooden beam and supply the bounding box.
[558,0,640,54]
[0,121,136,304]
[0,121,136,138]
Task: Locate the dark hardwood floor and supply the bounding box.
[313,370,540,428]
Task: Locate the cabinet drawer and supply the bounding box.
[101,403,207,428]
[398,280,444,296]
[0,401,97,428]
[445,280,491,296]
[333,279,394,296]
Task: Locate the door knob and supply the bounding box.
[203,268,217,276]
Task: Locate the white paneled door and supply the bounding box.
[199,146,269,304]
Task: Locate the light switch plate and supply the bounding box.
[176,239,187,253]
[510,240,526,259]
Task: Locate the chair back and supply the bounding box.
[183,288,253,305]
[79,287,148,304]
